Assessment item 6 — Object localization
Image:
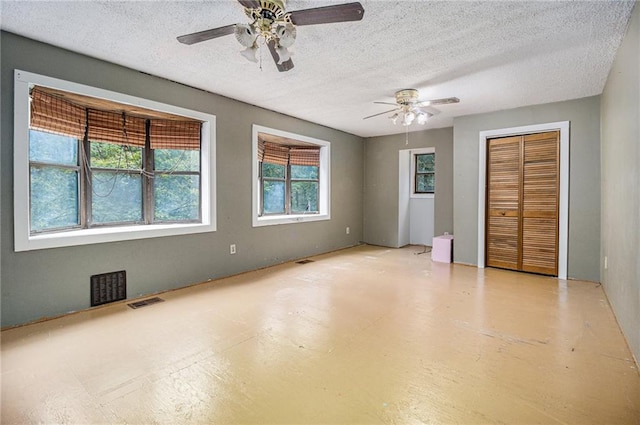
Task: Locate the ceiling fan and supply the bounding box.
[363,89,460,126]
[177,0,365,72]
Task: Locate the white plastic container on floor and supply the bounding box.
[432,235,454,263]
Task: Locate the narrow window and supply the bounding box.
[86,110,146,225]
[150,120,202,222]
[29,130,81,232]
[289,147,319,214]
[415,153,435,194]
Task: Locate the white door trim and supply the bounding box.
[477,121,570,279]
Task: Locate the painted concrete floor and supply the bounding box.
[1,245,639,424]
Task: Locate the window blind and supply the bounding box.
[30,88,86,139]
[150,120,201,150]
[289,147,320,166]
[87,109,146,146]
[260,141,320,167]
[30,87,201,150]
[262,142,290,166]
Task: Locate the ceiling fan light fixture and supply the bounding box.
[240,45,258,62]
[275,45,291,63]
[365,89,458,127]
[234,24,257,47]
[402,111,415,126]
[275,23,296,48]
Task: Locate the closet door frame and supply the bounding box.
[477,121,569,279]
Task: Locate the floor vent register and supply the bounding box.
[127,297,165,309]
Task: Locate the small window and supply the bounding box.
[258,141,320,216]
[290,165,319,213]
[153,148,201,222]
[29,130,80,232]
[261,162,287,214]
[415,153,435,194]
[252,125,330,227]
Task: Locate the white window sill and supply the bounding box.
[410,193,435,199]
[16,222,216,252]
[253,213,330,227]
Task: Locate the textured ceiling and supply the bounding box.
[0,0,635,137]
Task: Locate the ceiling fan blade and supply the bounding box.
[420,106,441,116]
[417,97,460,107]
[177,24,236,45]
[374,101,399,107]
[267,39,295,72]
[363,108,399,120]
[237,0,260,8]
[289,2,364,26]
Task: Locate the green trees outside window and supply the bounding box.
[260,162,319,216]
[29,130,201,234]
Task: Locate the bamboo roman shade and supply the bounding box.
[259,140,320,167]
[30,87,202,150]
[262,142,289,166]
[150,120,201,150]
[289,147,320,166]
[30,88,86,139]
[87,109,146,146]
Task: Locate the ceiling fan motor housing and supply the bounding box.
[395,89,420,106]
[245,1,287,21]
[245,0,292,40]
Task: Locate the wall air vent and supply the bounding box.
[128,297,165,309]
[90,270,126,307]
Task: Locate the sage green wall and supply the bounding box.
[363,128,454,247]
[601,2,639,364]
[452,96,601,281]
[0,32,364,327]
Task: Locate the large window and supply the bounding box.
[252,126,330,227]
[14,70,216,251]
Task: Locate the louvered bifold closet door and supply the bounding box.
[521,132,559,275]
[486,136,522,271]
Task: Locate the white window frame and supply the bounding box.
[410,147,435,199]
[13,70,217,252]
[252,125,330,227]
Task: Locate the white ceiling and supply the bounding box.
[0,0,635,137]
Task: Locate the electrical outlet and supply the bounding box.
[346,227,350,235]
[230,244,236,255]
